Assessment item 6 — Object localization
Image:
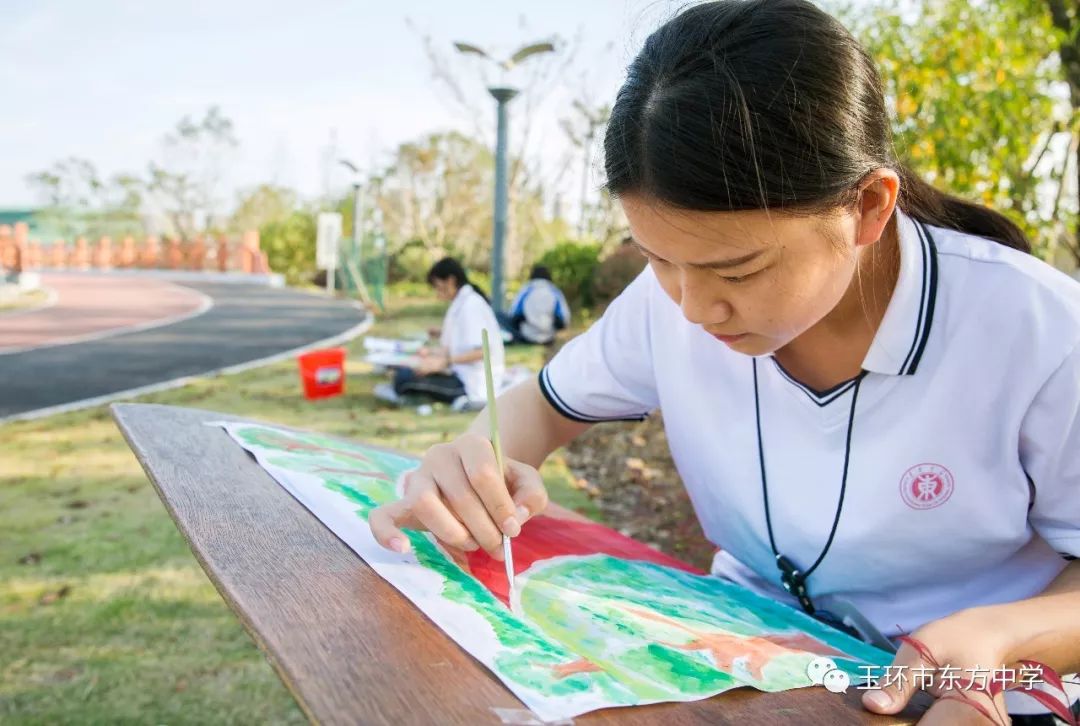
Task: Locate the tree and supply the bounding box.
[25,157,144,238]
[259,211,317,285]
[372,131,494,265]
[362,130,563,278]
[1045,0,1079,264]
[838,0,1078,264]
[557,97,629,247]
[559,99,611,239]
[408,22,584,275]
[145,106,239,239]
[228,184,297,235]
[25,107,239,242]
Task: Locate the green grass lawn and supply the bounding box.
[0,294,598,725]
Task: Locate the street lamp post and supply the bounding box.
[453,40,555,315]
[339,159,364,272]
[489,86,518,317]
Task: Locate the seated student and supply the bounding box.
[375,258,504,407]
[500,265,571,345]
[371,2,1080,723]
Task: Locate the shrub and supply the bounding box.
[592,243,648,306]
[388,240,435,284]
[260,211,316,285]
[386,258,495,303]
[536,241,602,308]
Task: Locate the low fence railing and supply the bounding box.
[0,223,271,275]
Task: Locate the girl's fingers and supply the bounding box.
[506,460,549,525]
[411,488,480,552]
[377,439,549,562]
[368,499,416,554]
[863,640,928,715]
[373,468,478,553]
[456,433,522,537]
[426,447,505,558]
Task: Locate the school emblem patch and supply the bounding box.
[899,463,954,510]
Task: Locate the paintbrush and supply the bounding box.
[481,329,516,610]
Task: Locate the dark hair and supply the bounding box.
[605,0,1030,252]
[427,257,489,303]
[529,264,552,281]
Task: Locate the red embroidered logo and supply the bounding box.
[899,463,954,510]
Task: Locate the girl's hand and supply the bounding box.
[413,354,447,375]
[368,433,549,560]
[862,607,1023,725]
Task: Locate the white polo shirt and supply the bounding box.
[441,284,504,403]
[540,209,1080,640]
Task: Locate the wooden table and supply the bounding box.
[113,403,923,725]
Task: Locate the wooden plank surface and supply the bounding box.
[112,403,924,725]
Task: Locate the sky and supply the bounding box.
[1,0,685,210]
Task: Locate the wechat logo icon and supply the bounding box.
[807,656,850,693]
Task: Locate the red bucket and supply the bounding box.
[297,348,346,400]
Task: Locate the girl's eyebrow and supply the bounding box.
[631,238,765,270]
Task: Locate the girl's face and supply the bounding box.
[620,193,872,357]
[431,276,458,302]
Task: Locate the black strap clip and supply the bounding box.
[776,554,815,614]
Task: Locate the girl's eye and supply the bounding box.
[719,269,762,284]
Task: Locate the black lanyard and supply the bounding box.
[752,358,864,616]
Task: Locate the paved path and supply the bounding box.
[0,276,368,421]
[0,274,209,353]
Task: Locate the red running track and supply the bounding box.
[0,274,210,354]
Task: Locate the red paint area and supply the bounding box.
[462,514,705,605]
[628,606,846,678]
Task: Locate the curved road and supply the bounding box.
[0,276,369,421]
[0,274,209,354]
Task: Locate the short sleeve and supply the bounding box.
[539,267,660,422]
[1022,341,1080,558]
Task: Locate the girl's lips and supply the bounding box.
[711,332,747,343]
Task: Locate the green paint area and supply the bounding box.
[235,424,633,703]
[516,555,890,700]
[230,424,893,710]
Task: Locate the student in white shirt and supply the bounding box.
[388,257,504,406]
[500,265,571,345]
[370,1,1080,722]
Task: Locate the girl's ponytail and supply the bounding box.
[897,165,1030,253]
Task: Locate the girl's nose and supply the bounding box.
[679,271,733,326]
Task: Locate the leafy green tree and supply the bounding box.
[1045,0,1079,265]
[25,157,144,238]
[837,0,1077,263]
[229,184,297,235]
[259,211,316,285]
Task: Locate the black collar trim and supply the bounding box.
[769,358,864,407]
[898,220,939,376]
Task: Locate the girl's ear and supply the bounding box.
[854,170,900,248]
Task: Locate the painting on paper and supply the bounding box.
[214,422,891,722]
